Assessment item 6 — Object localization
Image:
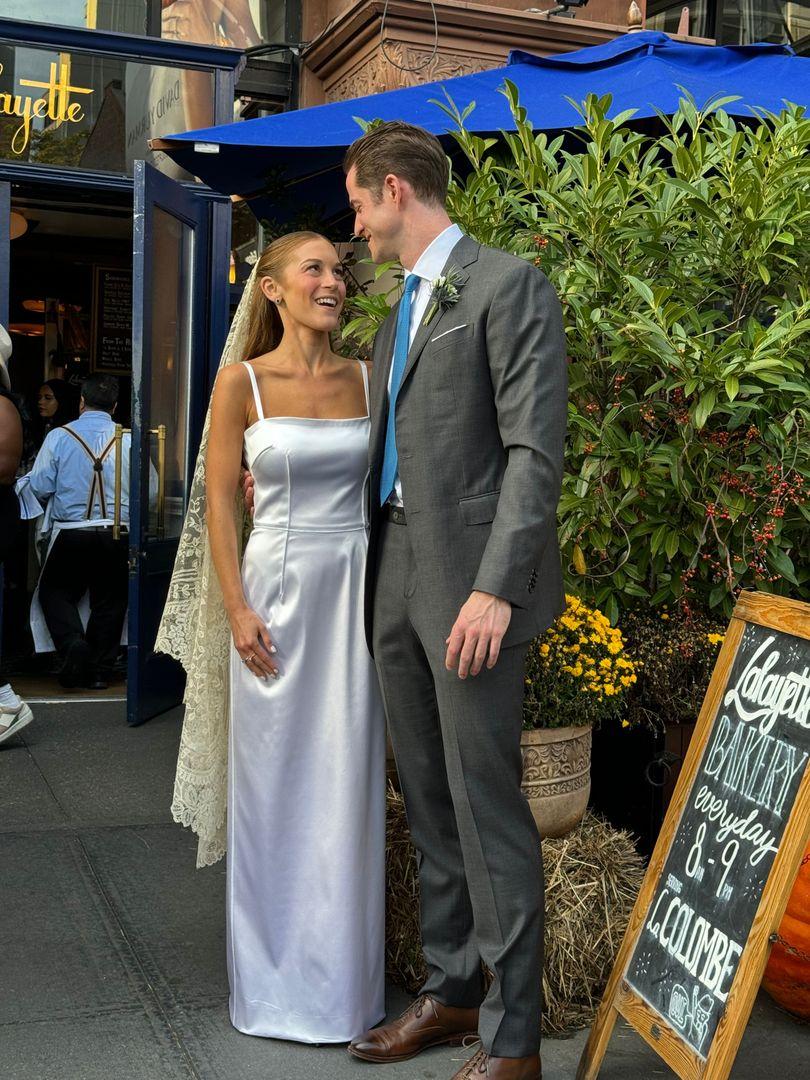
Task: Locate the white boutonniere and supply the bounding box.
[422,265,466,326]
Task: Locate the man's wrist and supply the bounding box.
[472,589,510,606]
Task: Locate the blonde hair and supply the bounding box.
[243,231,328,360]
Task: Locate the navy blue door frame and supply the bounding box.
[0,161,230,720]
[0,182,9,674]
[129,162,230,725]
[0,20,238,717]
[0,182,9,328]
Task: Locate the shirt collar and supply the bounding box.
[409,223,464,285]
[75,409,114,422]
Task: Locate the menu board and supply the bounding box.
[577,592,810,1080]
[92,266,132,375]
[624,622,810,1057]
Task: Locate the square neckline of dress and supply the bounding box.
[242,359,370,434]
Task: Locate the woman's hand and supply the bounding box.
[230,605,278,680]
[241,467,255,516]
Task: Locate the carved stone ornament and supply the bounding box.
[325,43,494,102]
[520,724,593,839]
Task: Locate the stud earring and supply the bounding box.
[276,298,284,306]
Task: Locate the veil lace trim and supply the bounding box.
[155,267,257,868]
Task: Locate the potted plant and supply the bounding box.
[521,594,637,838]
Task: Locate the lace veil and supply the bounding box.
[155,265,258,867]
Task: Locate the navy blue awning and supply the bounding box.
[153,31,810,227]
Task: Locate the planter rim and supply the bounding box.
[521,723,592,744]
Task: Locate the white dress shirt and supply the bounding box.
[387,222,464,507]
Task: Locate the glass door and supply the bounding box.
[128,160,228,726]
[0,183,9,325]
[0,182,9,667]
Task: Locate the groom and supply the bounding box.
[345,123,566,1079]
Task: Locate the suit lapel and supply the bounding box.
[369,306,399,469]
[401,235,479,387]
[368,235,480,471]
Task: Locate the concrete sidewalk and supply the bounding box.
[1,701,806,1080]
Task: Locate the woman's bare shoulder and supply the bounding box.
[332,353,373,370]
[210,363,254,415]
[215,362,250,386]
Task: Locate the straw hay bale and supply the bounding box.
[385,785,645,1035]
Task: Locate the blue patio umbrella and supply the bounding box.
[153,30,810,227]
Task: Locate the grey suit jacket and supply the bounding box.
[365,234,567,651]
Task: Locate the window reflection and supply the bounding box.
[646,0,810,47]
[148,207,192,539]
[159,1,286,47]
[646,0,711,38]
[0,0,148,35]
[0,42,213,176]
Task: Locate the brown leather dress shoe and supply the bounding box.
[451,1047,542,1079]
[348,994,479,1063]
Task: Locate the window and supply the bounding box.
[159,1,286,47]
[0,40,214,177]
[646,0,810,47]
[0,1,149,35]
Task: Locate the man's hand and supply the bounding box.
[241,467,255,517]
[445,591,512,678]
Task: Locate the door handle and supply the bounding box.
[113,424,167,540]
[154,424,166,539]
[114,424,126,541]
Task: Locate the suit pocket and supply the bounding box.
[429,323,475,353]
[458,490,500,525]
[430,323,468,343]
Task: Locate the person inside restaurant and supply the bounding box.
[35,379,80,448]
[27,374,131,690]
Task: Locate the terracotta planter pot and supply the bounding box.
[521,725,592,839]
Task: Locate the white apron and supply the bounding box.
[23,426,129,654]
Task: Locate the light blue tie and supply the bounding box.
[380,273,419,505]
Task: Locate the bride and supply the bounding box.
[157,232,385,1043]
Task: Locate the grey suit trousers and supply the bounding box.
[373,514,544,1057]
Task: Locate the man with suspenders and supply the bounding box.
[29,373,130,690]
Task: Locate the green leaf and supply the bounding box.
[623,582,649,598]
[694,388,717,429]
[626,275,655,306]
[709,583,728,608]
[725,375,739,401]
[767,548,798,585]
[605,594,619,626]
[650,523,668,556]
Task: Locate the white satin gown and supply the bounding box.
[226,359,386,1042]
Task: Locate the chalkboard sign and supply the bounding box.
[92,266,132,375]
[578,592,810,1080]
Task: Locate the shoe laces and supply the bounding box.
[399,993,436,1024]
[462,1047,490,1077]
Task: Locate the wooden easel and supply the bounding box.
[577,591,810,1080]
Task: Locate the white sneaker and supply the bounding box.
[0,700,34,746]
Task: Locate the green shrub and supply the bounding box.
[619,607,727,731]
[344,89,810,619]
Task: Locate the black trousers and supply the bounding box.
[39,528,128,672]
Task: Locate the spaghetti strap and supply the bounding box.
[242,361,265,422]
[357,360,370,418]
